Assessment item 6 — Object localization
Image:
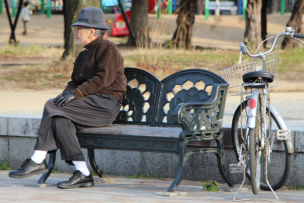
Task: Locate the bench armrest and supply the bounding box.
[172,84,228,138]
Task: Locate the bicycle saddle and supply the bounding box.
[243,71,273,83]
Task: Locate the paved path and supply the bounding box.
[223,92,304,131]
[0,13,291,49]
[0,171,303,203]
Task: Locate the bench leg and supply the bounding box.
[167,143,187,192]
[38,150,57,184]
[87,148,106,179]
[215,139,235,188]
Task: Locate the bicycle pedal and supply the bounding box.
[229,164,244,174]
[276,130,291,141]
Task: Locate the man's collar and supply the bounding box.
[84,36,103,49]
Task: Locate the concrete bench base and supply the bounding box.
[1,115,304,187]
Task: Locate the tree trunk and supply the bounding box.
[172,0,196,49]
[282,0,304,49]
[261,0,267,48]
[61,0,100,60]
[126,0,149,46]
[196,0,204,15]
[244,0,263,49]
[271,0,279,13]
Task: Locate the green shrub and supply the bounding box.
[0,162,10,170]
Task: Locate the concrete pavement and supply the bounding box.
[0,171,303,203]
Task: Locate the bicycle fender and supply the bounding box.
[247,90,260,129]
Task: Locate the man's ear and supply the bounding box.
[91,28,95,37]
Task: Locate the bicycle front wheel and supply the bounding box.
[231,100,292,191]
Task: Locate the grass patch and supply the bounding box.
[158,175,165,180]
[90,170,115,177]
[4,50,15,54]
[285,183,303,190]
[276,48,304,80]
[128,172,154,179]
[5,76,21,82]
[124,49,239,80]
[1,59,73,90]
[0,162,10,170]
[0,44,46,56]
[90,170,98,176]
[1,46,303,91]
[124,47,303,81]
[52,166,59,173]
[0,43,64,57]
[291,186,302,190]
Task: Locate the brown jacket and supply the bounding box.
[64,37,127,103]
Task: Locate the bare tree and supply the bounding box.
[196,0,204,15]
[172,0,196,49]
[271,0,279,13]
[126,0,150,46]
[282,0,304,48]
[244,0,263,49]
[61,0,100,60]
[261,0,267,48]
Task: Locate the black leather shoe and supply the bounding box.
[57,170,94,189]
[9,158,48,179]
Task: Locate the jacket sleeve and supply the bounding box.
[71,42,123,99]
[63,73,78,93]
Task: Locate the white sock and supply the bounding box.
[72,161,90,176]
[31,150,47,164]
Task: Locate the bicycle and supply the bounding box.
[218,27,304,201]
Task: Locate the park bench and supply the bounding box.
[38,67,235,192]
[208,1,238,15]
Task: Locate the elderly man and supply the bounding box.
[9,7,127,189]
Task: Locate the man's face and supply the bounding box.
[74,26,92,46]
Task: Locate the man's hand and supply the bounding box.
[53,90,76,107]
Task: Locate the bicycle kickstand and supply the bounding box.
[263,151,279,202]
[230,161,250,202]
[230,153,279,202]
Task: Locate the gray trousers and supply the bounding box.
[23,21,28,34]
[34,94,121,161]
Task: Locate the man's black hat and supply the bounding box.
[72,7,108,30]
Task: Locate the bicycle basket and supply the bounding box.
[217,52,278,96]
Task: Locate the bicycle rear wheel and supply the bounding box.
[249,97,262,195]
[231,100,292,191]
[249,126,262,194]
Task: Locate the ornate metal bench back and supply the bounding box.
[154,69,229,132]
[114,68,160,125]
[114,68,229,132]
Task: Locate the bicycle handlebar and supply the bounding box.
[240,27,304,59]
[293,33,304,39]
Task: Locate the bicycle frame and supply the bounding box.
[245,88,267,149]
[246,90,260,129]
[241,86,294,158]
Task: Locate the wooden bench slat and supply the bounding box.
[77,125,182,138]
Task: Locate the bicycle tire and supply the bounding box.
[231,100,292,191]
[249,127,262,195]
[249,97,262,195]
